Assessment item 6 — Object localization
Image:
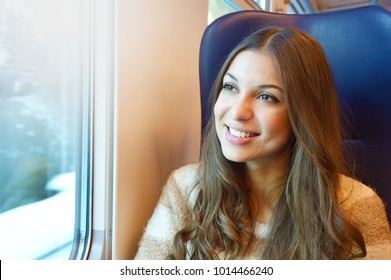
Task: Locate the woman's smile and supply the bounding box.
[225,125,259,145]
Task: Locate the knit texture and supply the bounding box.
[134,164,391,259]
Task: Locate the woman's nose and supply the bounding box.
[231,96,253,121]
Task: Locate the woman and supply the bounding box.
[135,27,391,259]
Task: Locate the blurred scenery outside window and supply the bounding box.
[0,0,85,259]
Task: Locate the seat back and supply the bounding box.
[199,5,391,222]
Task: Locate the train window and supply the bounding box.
[208,0,280,22]
[209,0,294,20]
[209,0,260,22]
[0,0,91,259]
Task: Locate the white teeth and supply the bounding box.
[229,127,256,138]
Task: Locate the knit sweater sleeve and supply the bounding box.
[134,165,197,260]
[340,176,391,259]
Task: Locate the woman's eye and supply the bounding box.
[258,93,279,103]
[222,83,237,93]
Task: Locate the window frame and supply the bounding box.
[69,0,115,260]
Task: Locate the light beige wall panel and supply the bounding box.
[114,0,208,259]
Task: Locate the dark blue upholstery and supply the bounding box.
[199,5,391,223]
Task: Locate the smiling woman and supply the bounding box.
[134,26,391,260]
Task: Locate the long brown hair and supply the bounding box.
[170,27,366,259]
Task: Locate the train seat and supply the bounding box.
[199,5,391,223]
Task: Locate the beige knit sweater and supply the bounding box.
[134,164,391,260]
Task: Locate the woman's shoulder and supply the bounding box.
[338,175,388,225]
[339,175,391,258]
[338,175,381,206]
[169,163,199,186]
[163,163,200,203]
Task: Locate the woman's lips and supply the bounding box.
[225,126,259,145]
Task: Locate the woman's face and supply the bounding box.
[214,50,293,168]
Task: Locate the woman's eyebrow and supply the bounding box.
[225,72,283,93]
[224,72,238,81]
[258,84,283,93]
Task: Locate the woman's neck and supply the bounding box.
[245,159,289,224]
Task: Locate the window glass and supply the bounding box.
[0,0,86,259]
[208,0,265,23]
[209,0,239,22]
